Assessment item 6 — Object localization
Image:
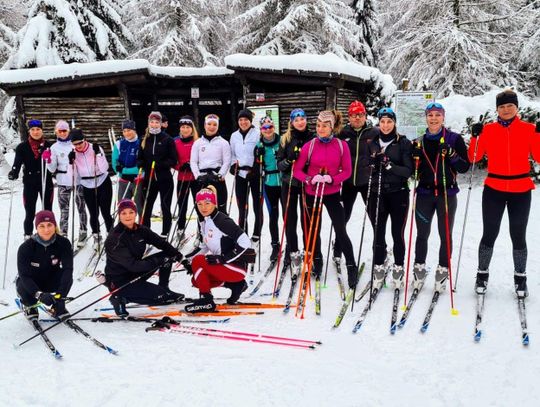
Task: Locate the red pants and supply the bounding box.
[191,255,246,294]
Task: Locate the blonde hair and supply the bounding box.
[141,127,150,150]
[207,185,218,206]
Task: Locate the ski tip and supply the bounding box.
[522,334,530,346]
[474,330,482,342]
[107,347,119,355]
[451,308,459,316]
[308,345,316,350]
[390,324,397,335]
[420,324,428,333]
[398,319,406,329]
[12,343,20,351]
[54,351,63,359]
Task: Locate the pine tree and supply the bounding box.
[351,0,379,65]
[229,0,368,62]
[130,0,224,66]
[516,1,540,94]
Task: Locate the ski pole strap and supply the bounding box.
[487,172,530,180]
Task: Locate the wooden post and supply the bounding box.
[117,83,132,119]
[230,90,238,127]
[402,79,410,91]
[15,95,26,141]
[325,86,338,110]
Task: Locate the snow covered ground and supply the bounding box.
[0,171,539,407]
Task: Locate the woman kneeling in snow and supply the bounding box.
[184,186,256,313]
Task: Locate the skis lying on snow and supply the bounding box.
[517,297,529,346]
[101,310,265,319]
[474,293,486,342]
[398,288,421,329]
[94,302,283,312]
[283,267,300,313]
[332,262,365,328]
[248,259,278,297]
[77,248,101,281]
[390,288,400,334]
[332,257,346,300]
[420,291,441,333]
[315,279,321,315]
[42,316,232,324]
[352,284,383,333]
[146,317,321,350]
[15,299,62,359]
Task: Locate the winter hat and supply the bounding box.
[35,210,57,228]
[27,119,43,129]
[259,116,274,129]
[69,128,85,142]
[161,114,168,123]
[122,119,136,130]
[290,108,306,121]
[196,188,217,206]
[425,102,445,116]
[179,115,195,127]
[55,120,70,131]
[496,89,519,108]
[317,110,336,129]
[238,109,254,122]
[348,101,366,116]
[205,114,219,125]
[148,111,162,122]
[117,199,137,214]
[377,107,396,122]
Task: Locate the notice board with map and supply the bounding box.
[394,91,436,139]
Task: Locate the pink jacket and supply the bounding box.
[73,142,109,188]
[293,137,352,196]
[174,137,195,182]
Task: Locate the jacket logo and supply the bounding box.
[31,262,40,267]
[201,147,206,152]
[51,257,59,265]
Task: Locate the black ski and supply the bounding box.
[420,291,440,333]
[248,260,278,297]
[517,297,529,346]
[283,268,300,313]
[474,293,486,342]
[315,278,321,315]
[332,258,346,300]
[352,285,382,333]
[390,288,400,334]
[273,261,289,297]
[398,288,420,329]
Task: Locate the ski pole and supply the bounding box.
[93,141,100,251]
[41,153,46,210]
[132,167,144,202]
[323,226,333,288]
[166,172,184,242]
[140,161,156,225]
[258,158,264,274]
[71,162,76,247]
[227,162,238,214]
[403,157,420,307]
[2,180,14,289]
[440,148,458,315]
[369,161,384,310]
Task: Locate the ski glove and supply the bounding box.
[254,146,265,161]
[68,151,76,165]
[310,174,325,184]
[42,149,52,164]
[206,254,224,265]
[95,270,107,285]
[229,163,238,176]
[180,162,191,171]
[37,292,57,306]
[116,163,124,174]
[471,123,483,138]
[536,122,540,133]
[287,146,300,162]
[412,142,422,160]
[439,143,456,158]
[7,170,17,181]
[181,259,193,275]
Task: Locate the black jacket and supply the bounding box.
[370,131,413,194]
[338,123,379,187]
[11,139,53,186]
[17,235,73,297]
[104,223,180,283]
[137,131,177,181]
[276,128,314,187]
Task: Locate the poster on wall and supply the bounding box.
[394,91,436,139]
[250,105,280,130]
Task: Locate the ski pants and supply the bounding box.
[191,254,246,295]
[369,189,409,266]
[82,176,113,234]
[305,192,356,276]
[57,185,88,235]
[414,193,457,267]
[142,173,174,235]
[176,180,197,231]
[22,181,54,236]
[334,182,369,257]
[117,178,143,217]
[281,183,308,254]
[478,186,531,273]
[264,185,282,244]
[235,175,262,238]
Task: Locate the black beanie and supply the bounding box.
[496,90,518,108]
[70,128,84,142]
[238,109,253,122]
[161,113,168,123]
[179,115,195,127]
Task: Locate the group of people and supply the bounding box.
[12,88,539,319]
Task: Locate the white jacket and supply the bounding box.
[190,135,231,179]
[47,140,77,186]
[230,126,260,178]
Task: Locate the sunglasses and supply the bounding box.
[72,141,84,146]
[426,102,444,110]
[261,124,274,130]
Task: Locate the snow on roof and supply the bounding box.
[0,59,233,86]
[225,53,396,99]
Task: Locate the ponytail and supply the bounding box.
[332,110,343,135]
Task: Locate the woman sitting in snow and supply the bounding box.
[184,186,256,313]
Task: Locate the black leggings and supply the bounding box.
[334,182,369,257]
[83,176,113,234]
[142,174,174,235]
[235,175,262,237]
[281,183,308,253]
[176,180,197,231]
[414,193,457,267]
[478,186,531,271]
[22,181,54,235]
[305,192,355,266]
[369,189,409,265]
[263,185,281,244]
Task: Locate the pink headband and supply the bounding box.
[196,189,217,205]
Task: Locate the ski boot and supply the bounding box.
[77,230,87,248]
[372,264,386,290]
[346,263,358,289]
[391,264,404,289]
[52,300,70,320]
[311,256,323,279]
[514,272,528,299]
[475,269,489,295]
[109,295,129,317]
[332,241,342,262]
[225,280,248,304]
[270,242,280,262]
[23,305,39,320]
[434,265,448,292]
[412,263,427,290]
[185,293,216,313]
[290,251,302,275]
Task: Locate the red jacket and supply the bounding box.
[174,136,195,182]
[469,118,540,193]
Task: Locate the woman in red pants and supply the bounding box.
[185,186,256,313]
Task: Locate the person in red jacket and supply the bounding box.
[293,110,359,288]
[174,116,198,240]
[469,89,540,298]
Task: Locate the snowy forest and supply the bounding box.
[0,0,539,146]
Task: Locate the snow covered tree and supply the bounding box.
[378,0,522,96]
[129,0,225,66]
[515,1,540,95]
[351,0,379,65]
[4,0,131,69]
[229,0,369,63]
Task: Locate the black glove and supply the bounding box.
[92,142,101,155]
[37,143,46,154]
[471,123,483,138]
[287,146,300,162]
[180,162,191,171]
[206,254,224,264]
[7,170,17,181]
[229,163,238,175]
[37,292,57,306]
[207,172,220,183]
[181,259,193,275]
[116,163,124,173]
[536,121,540,133]
[197,174,209,186]
[68,151,76,165]
[174,252,184,262]
[412,142,422,160]
[254,146,265,161]
[439,142,456,158]
[370,153,389,167]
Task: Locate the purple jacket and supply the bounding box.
[293,137,352,196]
